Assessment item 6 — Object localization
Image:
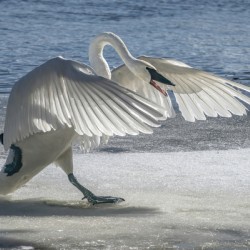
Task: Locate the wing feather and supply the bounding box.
[71,80,109,136]
[112,56,250,122]
[180,77,217,117]
[106,81,166,120]
[4,57,166,150]
[196,77,241,115]
[94,83,152,134]
[29,91,36,135]
[66,82,85,135]
[190,77,232,117]
[53,78,72,126]
[168,74,232,118]
[68,82,94,136]
[198,75,247,115]
[170,74,206,121]
[107,83,162,126]
[82,82,134,134]
[49,81,62,129]
[87,84,134,136]
[185,77,218,117]
[84,84,127,136]
[198,73,250,105]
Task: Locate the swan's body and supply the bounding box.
[1,32,250,203]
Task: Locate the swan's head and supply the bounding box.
[133,60,175,96]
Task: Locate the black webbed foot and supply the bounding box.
[68,173,125,205]
[86,195,125,205]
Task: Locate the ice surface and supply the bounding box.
[0,149,250,249]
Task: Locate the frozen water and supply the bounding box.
[0,150,250,249]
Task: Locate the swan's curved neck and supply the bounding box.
[89,32,135,79]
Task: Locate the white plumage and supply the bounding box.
[0,32,249,204]
[112,56,250,122]
[4,57,165,151]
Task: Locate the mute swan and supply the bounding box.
[1,32,250,204]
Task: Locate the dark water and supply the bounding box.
[0,0,250,152]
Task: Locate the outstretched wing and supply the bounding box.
[112,56,250,122]
[4,57,166,150]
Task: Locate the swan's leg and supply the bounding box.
[56,147,124,205]
[68,173,124,205]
